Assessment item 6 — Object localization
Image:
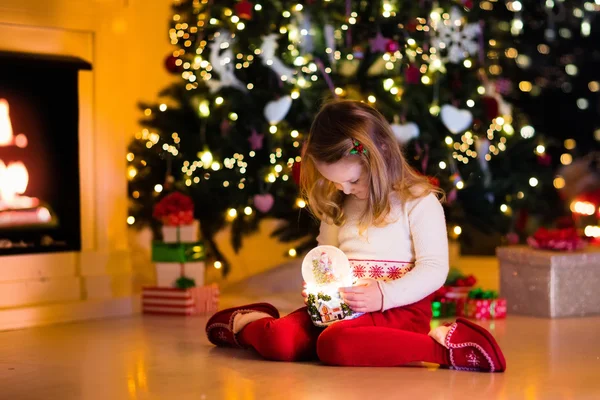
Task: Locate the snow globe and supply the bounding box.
[302,245,362,327]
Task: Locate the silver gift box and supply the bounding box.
[497,246,600,318]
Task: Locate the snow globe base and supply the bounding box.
[302,245,362,327]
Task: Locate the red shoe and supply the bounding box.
[205,303,279,348]
[445,318,507,372]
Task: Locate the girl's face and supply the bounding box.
[315,157,369,200]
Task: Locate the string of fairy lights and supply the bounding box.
[128,1,600,250]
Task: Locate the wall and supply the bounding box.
[0,0,178,330]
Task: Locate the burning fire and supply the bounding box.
[0,98,51,226]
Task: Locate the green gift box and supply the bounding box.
[151,241,206,263]
[432,300,458,318]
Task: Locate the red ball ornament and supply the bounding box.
[406,19,418,32]
[164,54,181,74]
[515,208,529,233]
[463,0,474,10]
[427,176,440,187]
[481,96,500,120]
[451,79,462,90]
[537,153,552,167]
[386,40,400,53]
[235,0,253,20]
[405,65,420,84]
[292,161,302,186]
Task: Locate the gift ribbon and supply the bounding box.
[468,288,498,300]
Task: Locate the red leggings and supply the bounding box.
[238,296,450,367]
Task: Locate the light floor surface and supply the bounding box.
[1,313,600,400]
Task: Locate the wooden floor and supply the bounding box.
[1,313,600,400]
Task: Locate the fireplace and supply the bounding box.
[0,51,91,256]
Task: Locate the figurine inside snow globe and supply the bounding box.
[302,245,362,327]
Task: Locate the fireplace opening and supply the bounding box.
[0,51,91,256]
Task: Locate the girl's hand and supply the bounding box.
[339,279,383,313]
[302,281,308,305]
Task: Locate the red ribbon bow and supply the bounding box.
[527,227,586,251]
[153,192,195,226]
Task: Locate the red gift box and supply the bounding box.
[142,284,219,316]
[460,298,507,320]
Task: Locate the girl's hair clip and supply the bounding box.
[350,139,368,156]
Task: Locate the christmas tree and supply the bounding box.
[127,0,555,273]
[496,1,600,238]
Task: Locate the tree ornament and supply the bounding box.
[391,118,420,145]
[339,59,360,77]
[264,95,292,125]
[324,24,336,66]
[481,96,500,120]
[248,129,264,151]
[447,188,458,204]
[430,7,481,63]
[164,54,181,74]
[292,11,314,54]
[440,105,473,133]
[254,193,274,213]
[352,46,365,60]
[235,0,253,20]
[292,161,302,186]
[484,82,512,117]
[220,119,231,137]
[386,40,400,53]
[405,64,420,84]
[451,172,463,186]
[164,175,175,190]
[206,31,248,94]
[494,78,512,95]
[369,31,389,53]
[451,77,463,91]
[260,34,296,80]
[406,19,418,32]
[537,153,552,167]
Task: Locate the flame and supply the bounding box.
[0,98,14,146]
[0,98,40,216]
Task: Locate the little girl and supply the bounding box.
[206,100,506,372]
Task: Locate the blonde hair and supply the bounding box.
[301,100,444,229]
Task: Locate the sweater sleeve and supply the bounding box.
[378,193,449,310]
[317,220,340,247]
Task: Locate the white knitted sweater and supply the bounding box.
[317,192,449,311]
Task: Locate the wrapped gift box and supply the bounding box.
[151,241,205,263]
[143,287,196,315]
[193,284,220,314]
[444,286,473,300]
[155,262,205,287]
[443,269,476,299]
[498,245,600,318]
[432,299,458,318]
[142,284,219,315]
[459,298,507,320]
[162,219,200,243]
